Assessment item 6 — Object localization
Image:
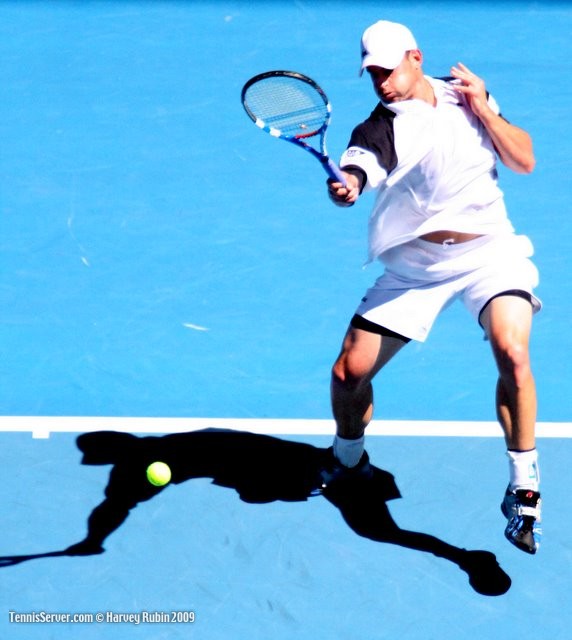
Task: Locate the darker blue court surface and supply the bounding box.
[1,430,571,640]
[1,1,571,639]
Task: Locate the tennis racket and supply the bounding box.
[241,70,346,185]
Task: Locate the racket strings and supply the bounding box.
[244,77,329,137]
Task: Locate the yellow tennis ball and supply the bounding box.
[146,461,171,487]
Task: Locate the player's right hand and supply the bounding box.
[327,173,360,207]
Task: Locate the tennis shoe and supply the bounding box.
[501,487,542,555]
[313,448,373,495]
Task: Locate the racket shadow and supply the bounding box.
[0,429,510,595]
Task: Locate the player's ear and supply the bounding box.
[407,49,423,69]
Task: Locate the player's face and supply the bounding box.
[367,50,423,103]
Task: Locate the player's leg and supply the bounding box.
[480,293,541,553]
[331,319,408,441]
[480,294,536,451]
[319,317,408,490]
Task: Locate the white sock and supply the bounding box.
[333,435,365,468]
[507,448,540,492]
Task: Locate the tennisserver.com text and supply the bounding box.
[9,610,195,624]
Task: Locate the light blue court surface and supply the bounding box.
[1,1,571,639]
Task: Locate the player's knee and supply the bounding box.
[331,358,349,386]
[331,352,369,388]
[493,334,532,388]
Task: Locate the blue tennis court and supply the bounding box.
[1,1,571,639]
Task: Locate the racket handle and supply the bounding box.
[323,158,347,186]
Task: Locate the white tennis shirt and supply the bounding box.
[340,77,514,261]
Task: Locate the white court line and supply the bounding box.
[0,416,571,439]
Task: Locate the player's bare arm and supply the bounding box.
[328,171,362,207]
[451,62,535,174]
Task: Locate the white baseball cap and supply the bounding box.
[360,21,418,75]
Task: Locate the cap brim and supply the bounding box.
[360,51,405,75]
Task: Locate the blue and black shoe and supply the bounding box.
[501,487,542,554]
[312,448,373,496]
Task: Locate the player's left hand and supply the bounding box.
[450,62,492,120]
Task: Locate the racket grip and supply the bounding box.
[323,158,347,186]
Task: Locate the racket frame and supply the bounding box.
[241,70,347,185]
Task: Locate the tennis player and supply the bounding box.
[323,20,542,554]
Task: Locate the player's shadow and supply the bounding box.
[0,428,510,596]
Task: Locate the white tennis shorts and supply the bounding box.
[355,233,541,342]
